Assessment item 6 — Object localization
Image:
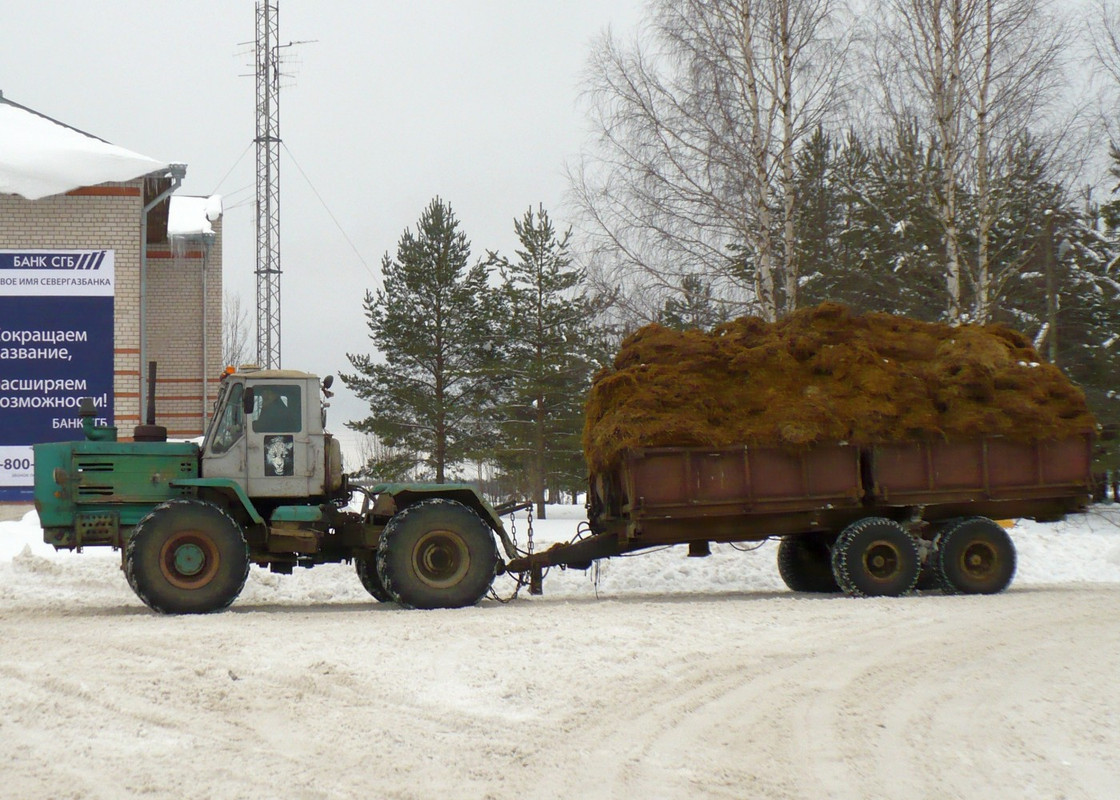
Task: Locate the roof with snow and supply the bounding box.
[0,94,170,200]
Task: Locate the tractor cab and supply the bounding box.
[202,368,344,501]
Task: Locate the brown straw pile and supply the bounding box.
[583,303,1095,472]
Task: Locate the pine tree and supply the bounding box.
[488,205,602,516]
[792,127,842,307]
[859,121,945,320]
[659,274,725,331]
[798,122,945,320]
[1099,142,1120,235]
[341,198,495,483]
[999,202,1120,439]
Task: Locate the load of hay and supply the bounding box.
[583,302,1096,473]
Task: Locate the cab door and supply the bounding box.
[200,381,248,488]
[245,381,314,497]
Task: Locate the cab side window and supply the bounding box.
[251,384,302,433]
[210,383,245,454]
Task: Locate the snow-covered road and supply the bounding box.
[3,505,1119,799]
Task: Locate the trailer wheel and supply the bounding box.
[376,498,499,609]
[914,562,941,591]
[935,517,1016,594]
[355,552,392,602]
[125,499,249,614]
[831,517,920,597]
[777,535,840,593]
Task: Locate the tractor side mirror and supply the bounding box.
[243,387,255,415]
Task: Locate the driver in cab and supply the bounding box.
[253,386,301,433]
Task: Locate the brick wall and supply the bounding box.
[146,222,224,438]
[0,180,223,438]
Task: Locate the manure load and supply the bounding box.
[583,302,1095,472]
[506,304,1095,598]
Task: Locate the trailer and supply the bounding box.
[506,435,1093,597]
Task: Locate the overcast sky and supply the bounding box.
[0,0,645,441]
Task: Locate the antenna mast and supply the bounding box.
[254,0,282,369]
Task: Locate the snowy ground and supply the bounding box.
[2,503,1119,799]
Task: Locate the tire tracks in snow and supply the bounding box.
[540,588,1120,800]
[2,586,1118,799]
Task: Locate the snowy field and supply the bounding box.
[2,503,1120,799]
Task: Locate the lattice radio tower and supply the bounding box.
[254,1,283,369]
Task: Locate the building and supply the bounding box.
[0,93,222,499]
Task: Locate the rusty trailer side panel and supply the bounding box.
[601,442,866,546]
[590,436,1092,548]
[869,435,1093,522]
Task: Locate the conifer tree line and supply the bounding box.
[342,199,609,516]
[345,0,1120,497]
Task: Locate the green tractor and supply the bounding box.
[32,367,518,613]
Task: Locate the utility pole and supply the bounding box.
[255,1,282,369]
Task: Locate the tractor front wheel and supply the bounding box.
[125,499,249,614]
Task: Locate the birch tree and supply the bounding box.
[874,0,1067,323]
[571,0,851,324]
[221,291,251,368]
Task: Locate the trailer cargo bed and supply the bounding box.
[506,434,1092,597]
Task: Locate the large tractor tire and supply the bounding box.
[934,517,1016,594]
[777,534,840,593]
[355,553,392,602]
[376,498,499,609]
[831,517,920,597]
[125,499,250,614]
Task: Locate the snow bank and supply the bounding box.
[3,503,1119,609]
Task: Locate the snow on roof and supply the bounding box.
[168,195,223,238]
[0,96,170,200]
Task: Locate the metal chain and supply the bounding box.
[488,507,527,604]
[487,503,540,604]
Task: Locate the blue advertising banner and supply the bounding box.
[0,250,115,501]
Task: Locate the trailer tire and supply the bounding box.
[125,499,250,614]
[934,517,1016,594]
[355,552,392,602]
[777,535,840,593]
[914,562,941,591]
[377,498,498,609]
[831,517,920,597]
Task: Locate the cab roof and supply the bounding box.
[237,368,320,381]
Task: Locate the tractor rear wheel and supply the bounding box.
[777,534,840,593]
[831,517,920,597]
[355,552,392,602]
[935,517,1016,594]
[125,499,249,614]
[377,498,498,609]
